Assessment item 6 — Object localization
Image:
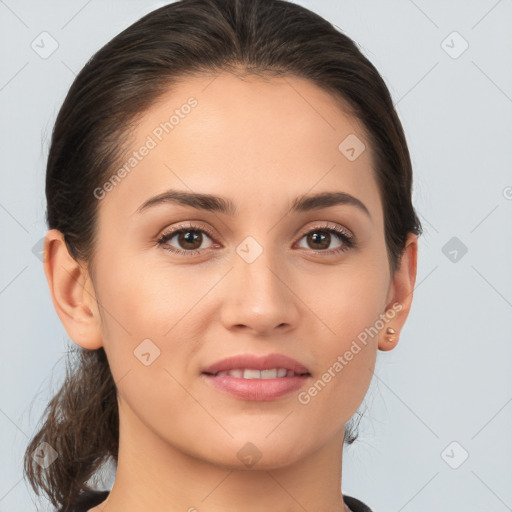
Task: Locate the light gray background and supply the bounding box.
[1,1,511,511]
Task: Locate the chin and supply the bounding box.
[194,435,309,471]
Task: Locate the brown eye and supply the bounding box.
[306,231,331,250]
[157,224,216,255]
[176,230,203,250]
[296,224,355,254]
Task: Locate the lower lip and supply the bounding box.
[201,373,310,401]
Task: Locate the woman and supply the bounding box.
[24,0,422,511]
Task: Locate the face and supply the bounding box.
[77,71,405,468]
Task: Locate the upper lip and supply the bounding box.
[202,353,310,375]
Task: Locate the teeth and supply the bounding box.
[214,368,300,379]
[244,369,262,379]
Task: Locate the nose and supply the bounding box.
[219,246,300,336]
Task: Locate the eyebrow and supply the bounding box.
[135,188,371,219]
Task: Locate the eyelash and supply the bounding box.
[156,222,356,257]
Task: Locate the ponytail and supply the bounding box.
[24,346,118,510]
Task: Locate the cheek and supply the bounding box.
[96,252,196,337]
[93,254,210,387]
[94,258,200,430]
[300,266,387,413]
[298,326,377,433]
[307,259,388,340]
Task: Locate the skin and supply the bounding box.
[44,70,417,512]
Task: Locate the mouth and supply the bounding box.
[202,368,310,379]
[200,353,311,401]
[201,352,310,376]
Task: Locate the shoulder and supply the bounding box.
[56,490,110,512]
[344,494,374,512]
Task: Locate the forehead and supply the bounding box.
[98,71,382,224]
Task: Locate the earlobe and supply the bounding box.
[43,229,103,350]
[378,233,418,352]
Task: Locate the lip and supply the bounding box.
[201,374,310,401]
[201,353,310,375]
[201,353,311,401]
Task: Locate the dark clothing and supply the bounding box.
[345,494,374,512]
[61,490,374,512]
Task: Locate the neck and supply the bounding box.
[96,399,350,512]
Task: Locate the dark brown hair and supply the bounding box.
[24,0,422,509]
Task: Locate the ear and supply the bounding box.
[378,232,418,351]
[43,229,103,350]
